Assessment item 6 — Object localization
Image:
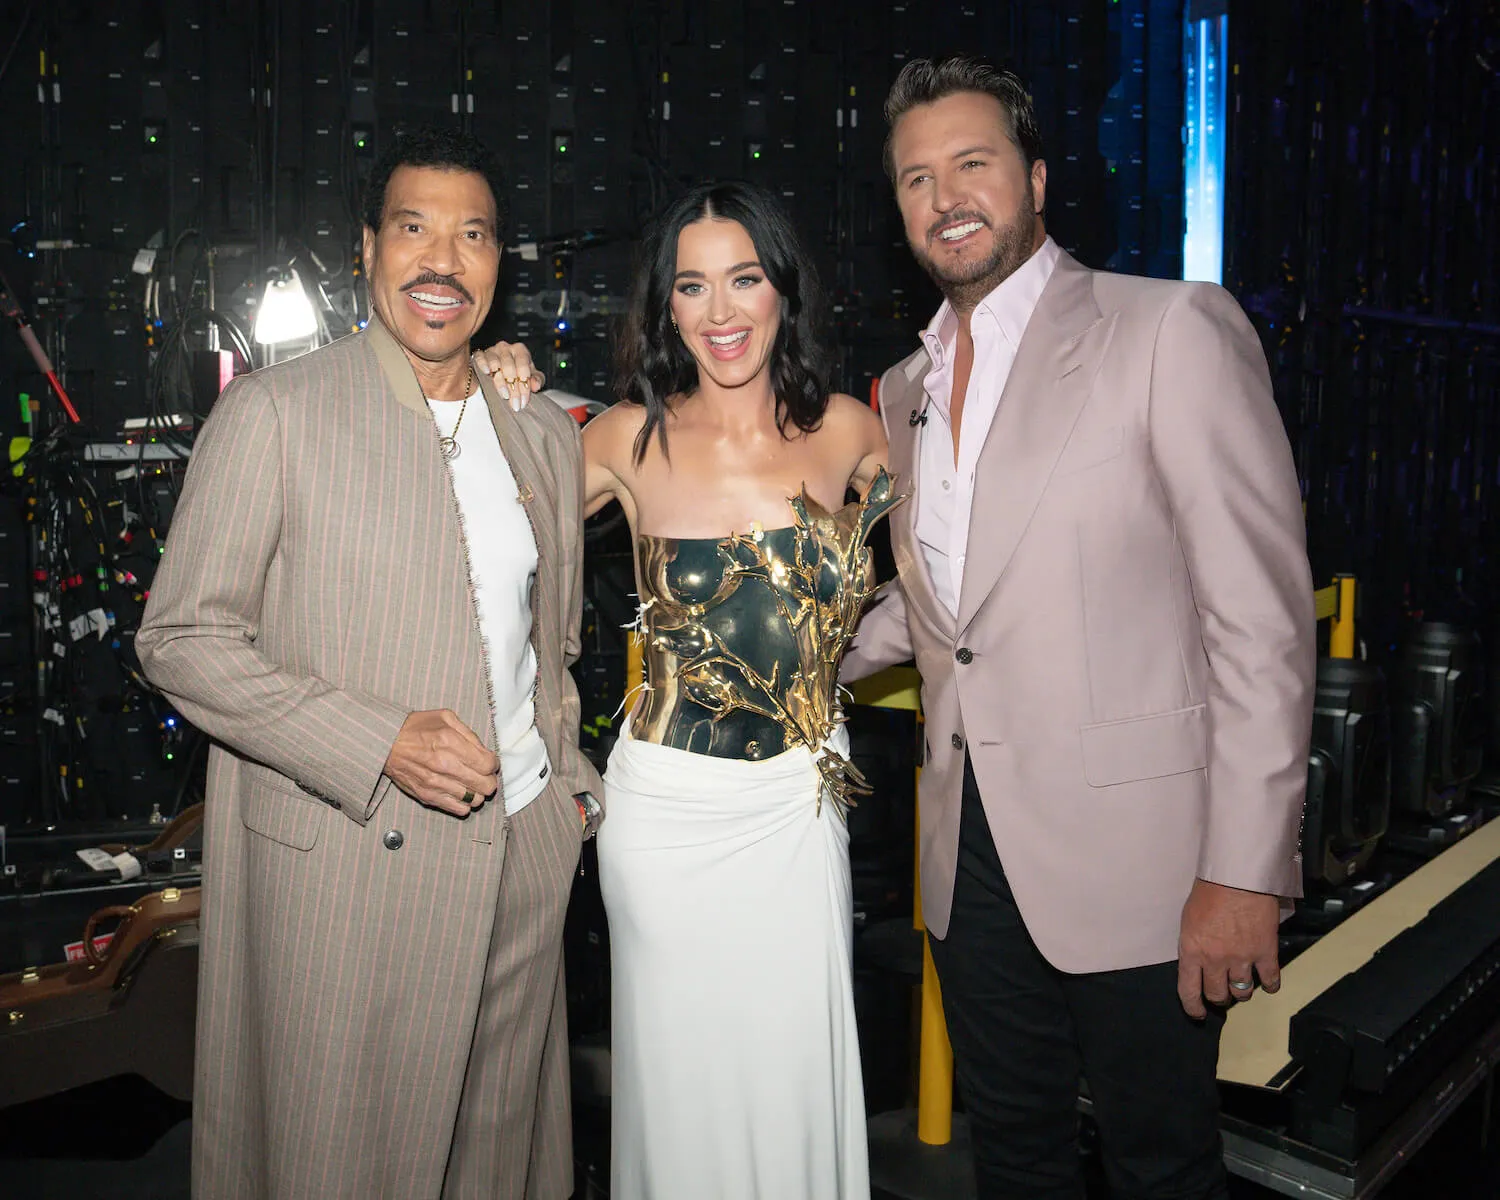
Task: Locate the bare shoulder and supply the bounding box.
[582,399,648,462]
[586,399,647,440]
[821,392,885,444]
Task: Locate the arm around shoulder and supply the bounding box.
[842,580,913,683]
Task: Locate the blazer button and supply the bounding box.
[956,647,974,664]
[382,829,405,851]
[951,733,964,750]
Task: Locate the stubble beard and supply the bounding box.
[911,182,1039,314]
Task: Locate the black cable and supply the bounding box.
[0,1,35,92]
[206,309,255,367]
[269,0,281,257]
[167,228,203,324]
[166,730,208,819]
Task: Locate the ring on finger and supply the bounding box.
[462,789,475,806]
[1229,979,1254,993]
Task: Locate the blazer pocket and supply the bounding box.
[1054,426,1123,477]
[1079,703,1207,788]
[240,761,325,851]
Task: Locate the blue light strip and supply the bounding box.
[1183,14,1228,284]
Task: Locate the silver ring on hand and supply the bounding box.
[1229,979,1254,992]
[462,790,475,806]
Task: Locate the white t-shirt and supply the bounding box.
[427,391,551,815]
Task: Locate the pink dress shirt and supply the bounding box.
[914,237,1062,616]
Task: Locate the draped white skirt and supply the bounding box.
[598,721,870,1200]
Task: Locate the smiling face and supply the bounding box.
[669,217,782,392]
[890,90,1047,311]
[361,164,501,368]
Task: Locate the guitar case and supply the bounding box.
[0,881,200,1107]
[1,804,204,974]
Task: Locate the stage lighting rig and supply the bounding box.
[251,266,320,348]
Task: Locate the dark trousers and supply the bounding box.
[926,757,1230,1200]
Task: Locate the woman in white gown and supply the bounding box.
[485,180,897,1199]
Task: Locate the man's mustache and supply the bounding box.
[926,211,989,242]
[400,272,475,304]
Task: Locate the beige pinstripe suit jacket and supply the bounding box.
[137,315,602,1199]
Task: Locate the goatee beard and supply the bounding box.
[913,187,1039,313]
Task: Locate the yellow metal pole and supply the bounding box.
[917,931,955,1144]
[626,630,644,698]
[912,746,924,932]
[1329,574,1356,659]
[843,666,954,1141]
[911,716,954,1146]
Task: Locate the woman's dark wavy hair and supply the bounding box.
[616,181,833,464]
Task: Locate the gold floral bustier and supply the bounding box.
[630,467,904,813]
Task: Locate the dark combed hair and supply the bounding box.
[882,55,1044,180]
[615,181,833,464]
[362,125,509,238]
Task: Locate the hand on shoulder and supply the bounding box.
[470,340,545,408]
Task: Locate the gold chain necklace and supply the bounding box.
[430,363,476,461]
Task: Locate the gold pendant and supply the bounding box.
[439,436,460,461]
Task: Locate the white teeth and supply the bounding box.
[940,221,984,241]
[708,331,749,346]
[410,291,461,306]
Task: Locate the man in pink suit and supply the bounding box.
[843,57,1315,1199]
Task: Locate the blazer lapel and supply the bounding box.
[884,352,957,639]
[365,315,429,417]
[365,315,556,571]
[475,374,559,582]
[955,253,1116,633]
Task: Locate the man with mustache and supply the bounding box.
[844,57,1314,1199]
[137,126,602,1199]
